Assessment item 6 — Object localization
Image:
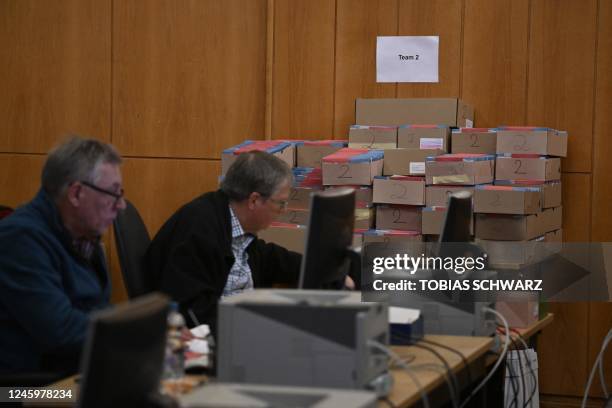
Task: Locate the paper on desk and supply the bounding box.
[187,339,209,354]
[389,306,420,324]
[190,324,210,338]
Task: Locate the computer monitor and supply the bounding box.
[439,190,472,243]
[77,293,170,408]
[298,187,356,289]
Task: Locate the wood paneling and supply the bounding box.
[587,303,612,397]
[272,0,336,139]
[538,303,589,395]
[0,0,110,153]
[0,154,45,207]
[462,0,529,127]
[397,0,462,98]
[591,0,612,243]
[561,173,591,242]
[526,0,597,173]
[112,0,267,158]
[333,0,398,138]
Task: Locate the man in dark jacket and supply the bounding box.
[0,136,126,377]
[147,151,302,332]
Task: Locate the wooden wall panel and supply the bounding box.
[397,0,462,98]
[526,0,597,173]
[561,173,591,242]
[587,303,612,397]
[0,154,45,207]
[0,0,111,153]
[333,0,398,138]
[113,0,267,158]
[538,303,589,396]
[272,0,336,139]
[462,0,529,127]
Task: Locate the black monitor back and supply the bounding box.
[77,293,169,408]
[299,188,355,289]
[439,190,473,243]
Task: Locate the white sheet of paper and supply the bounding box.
[377,36,439,83]
[389,306,421,324]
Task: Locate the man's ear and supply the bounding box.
[247,192,260,210]
[66,182,82,207]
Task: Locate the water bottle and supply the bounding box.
[164,302,186,380]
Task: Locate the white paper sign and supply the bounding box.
[377,36,439,83]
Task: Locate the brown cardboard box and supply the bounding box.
[495,293,539,328]
[422,206,474,235]
[288,186,320,210]
[425,154,495,185]
[362,229,423,244]
[259,223,363,254]
[373,176,426,206]
[451,128,497,154]
[355,98,474,128]
[348,126,397,149]
[222,140,295,176]
[426,186,475,207]
[496,127,568,157]
[495,156,561,181]
[322,148,384,186]
[276,208,310,225]
[376,205,422,232]
[325,185,373,207]
[541,206,562,233]
[397,125,450,151]
[475,213,542,241]
[474,185,541,215]
[493,180,562,208]
[383,148,444,176]
[545,229,563,242]
[355,207,375,229]
[476,239,539,268]
[296,140,347,168]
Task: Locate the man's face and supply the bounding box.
[75,162,126,238]
[250,179,291,233]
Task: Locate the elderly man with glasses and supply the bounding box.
[147,151,302,334]
[0,136,125,379]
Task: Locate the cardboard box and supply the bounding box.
[495,293,540,328]
[373,176,426,206]
[422,206,474,235]
[362,229,422,244]
[322,148,384,186]
[288,186,319,210]
[348,126,397,149]
[451,128,497,154]
[541,206,562,233]
[355,98,474,128]
[376,205,422,232]
[295,140,347,168]
[475,213,542,241]
[426,186,475,207]
[276,208,310,226]
[474,185,541,215]
[495,155,561,182]
[259,223,363,254]
[355,207,375,230]
[494,180,562,209]
[397,125,450,152]
[383,148,444,176]
[325,185,373,208]
[222,140,295,176]
[545,229,563,242]
[496,127,568,157]
[425,154,495,185]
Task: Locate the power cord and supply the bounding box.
[459,307,510,408]
[582,328,612,408]
[368,339,430,408]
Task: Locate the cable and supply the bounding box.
[419,337,474,390]
[497,325,537,408]
[368,339,430,408]
[504,350,519,408]
[459,307,510,408]
[582,328,612,408]
[410,363,459,408]
[599,329,612,400]
[411,343,460,408]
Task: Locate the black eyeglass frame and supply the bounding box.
[80,180,125,206]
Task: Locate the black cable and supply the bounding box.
[509,334,527,408]
[509,328,537,407]
[380,396,398,408]
[505,349,520,408]
[419,337,474,391]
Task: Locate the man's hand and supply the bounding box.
[344,275,356,290]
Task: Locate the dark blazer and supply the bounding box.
[0,189,110,375]
[146,190,301,331]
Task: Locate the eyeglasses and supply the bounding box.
[267,198,289,211]
[80,181,125,207]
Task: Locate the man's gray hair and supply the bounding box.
[221,151,293,201]
[41,136,122,199]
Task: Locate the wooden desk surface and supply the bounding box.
[385,335,493,408]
